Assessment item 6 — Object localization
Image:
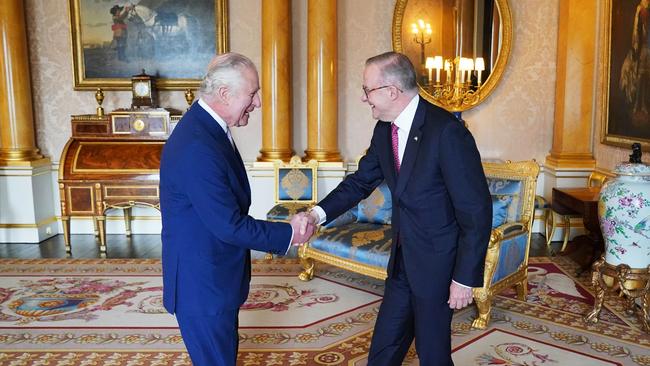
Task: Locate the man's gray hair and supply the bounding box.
[366,52,417,91]
[199,52,256,99]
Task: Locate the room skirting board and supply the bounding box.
[0,164,58,243]
[0,161,586,242]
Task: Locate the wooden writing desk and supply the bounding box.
[551,187,603,274]
[59,109,181,256]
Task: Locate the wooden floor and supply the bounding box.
[0,233,563,259]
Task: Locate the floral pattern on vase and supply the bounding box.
[598,162,650,268]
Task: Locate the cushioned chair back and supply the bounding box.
[357,182,392,225]
[487,178,524,225]
[275,156,318,203]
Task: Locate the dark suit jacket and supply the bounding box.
[160,102,292,315]
[319,97,492,298]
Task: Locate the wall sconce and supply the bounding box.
[411,19,431,67]
[425,56,486,109]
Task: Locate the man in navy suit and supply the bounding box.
[307,52,492,365]
[160,52,314,365]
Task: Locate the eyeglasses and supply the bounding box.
[362,85,403,99]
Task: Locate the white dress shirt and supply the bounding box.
[197,99,294,254]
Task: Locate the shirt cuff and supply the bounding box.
[311,205,327,225]
[285,227,294,255]
[452,279,471,289]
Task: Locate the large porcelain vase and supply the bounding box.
[598,163,650,268]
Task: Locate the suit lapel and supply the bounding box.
[394,100,426,199]
[194,104,252,206]
[233,142,251,205]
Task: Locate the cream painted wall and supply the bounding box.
[25,0,560,165]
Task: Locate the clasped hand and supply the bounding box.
[289,211,318,245]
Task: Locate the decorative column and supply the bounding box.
[543,0,598,243]
[544,0,597,171]
[0,0,55,244]
[258,0,294,161]
[0,0,45,165]
[304,0,342,162]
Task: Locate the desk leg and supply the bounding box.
[62,216,71,254]
[123,207,132,237]
[95,216,107,258]
[93,219,99,237]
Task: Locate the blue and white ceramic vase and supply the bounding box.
[598,162,650,268]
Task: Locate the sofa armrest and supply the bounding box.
[488,222,527,249]
[322,208,357,229]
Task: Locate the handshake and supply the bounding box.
[289,210,319,245]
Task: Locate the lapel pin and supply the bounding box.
[414,136,419,142]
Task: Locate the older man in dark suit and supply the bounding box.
[308,52,492,365]
[160,52,314,366]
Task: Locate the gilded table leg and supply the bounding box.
[95,216,107,258]
[641,291,650,333]
[546,212,555,248]
[93,219,99,237]
[584,258,606,324]
[123,207,132,237]
[61,216,71,254]
[560,215,571,252]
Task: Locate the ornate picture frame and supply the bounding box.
[69,0,229,90]
[600,0,650,151]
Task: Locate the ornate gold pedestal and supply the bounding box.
[584,257,650,332]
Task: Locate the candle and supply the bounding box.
[433,56,443,83]
[425,57,435,85]
[444,60,451,83]
[475,57,485,86]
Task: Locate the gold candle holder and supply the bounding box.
[95,88,105,117]
[184,89,195,110]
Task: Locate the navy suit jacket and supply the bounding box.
[319,98,492,298]
[160,102,292,315]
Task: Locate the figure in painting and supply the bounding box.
[110,4,132,62]
[620,0,650,126]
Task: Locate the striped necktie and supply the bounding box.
[391,122,400,173]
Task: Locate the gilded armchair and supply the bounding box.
[471,160,540,329]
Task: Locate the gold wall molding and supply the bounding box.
[304,0,342,162]
[0,216,57,229]
[0,0,46,165]
[259,0,294,162]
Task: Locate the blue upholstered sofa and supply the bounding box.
[298,160,540,329]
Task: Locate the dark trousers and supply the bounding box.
[176,310,239,366]
[368,247,454,366]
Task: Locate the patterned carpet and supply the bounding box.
[0,257,648,365]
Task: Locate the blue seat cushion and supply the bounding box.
[357,182,392,225]
[310,223,392,268]
[266,202,311,221]
[491,195,513,228]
